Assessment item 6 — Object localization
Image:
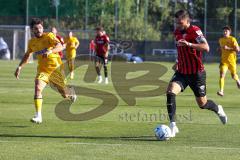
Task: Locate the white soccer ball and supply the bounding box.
[154,124,172,141]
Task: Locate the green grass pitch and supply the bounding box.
[0,60,240,160]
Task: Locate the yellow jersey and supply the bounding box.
[219,36,239,63]
[64,36,79,51]
[26,32,62,74]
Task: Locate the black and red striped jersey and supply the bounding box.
[174,25,206,74]
[95,34,110,56]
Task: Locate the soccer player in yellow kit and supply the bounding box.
[64,31,79,79]
[14,18,76,124]
[217,26,240,96]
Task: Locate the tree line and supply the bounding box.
[0,0,239,41]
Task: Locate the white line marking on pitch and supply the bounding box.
[192,146,240,150]
[67,142,122,146]
[1,140,240,150]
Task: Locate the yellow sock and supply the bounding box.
[34,98,42,114]
[219,77,224,92]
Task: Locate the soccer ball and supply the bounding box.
[154,124,172,141]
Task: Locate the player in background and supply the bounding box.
[217,26,240,96]
[165,10,227,137]
[51,27,65,75]
[51,27,64,58]
[89,39,95,58]
[14,18,76,124]
[94,27,110,84]
[64,31,79,79]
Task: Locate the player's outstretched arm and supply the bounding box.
[193,41,210,52]
[14,53,31,79]
[225,44,239,52]
[42,43,64,58]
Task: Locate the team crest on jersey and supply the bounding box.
[196,30,203,36]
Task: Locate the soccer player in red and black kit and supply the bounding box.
[94,27,110,84]
[166,10,227,137]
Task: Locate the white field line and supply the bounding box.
[0,140,240,150]
[67,142,122,146]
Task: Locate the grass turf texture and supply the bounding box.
[0,60,240,160]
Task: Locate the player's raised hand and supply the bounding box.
[14,66,21,79]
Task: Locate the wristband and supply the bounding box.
[188,42,192,47]
[18,66,22,70]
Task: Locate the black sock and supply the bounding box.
[104,66,108,78]
[96,67,101,76]
[167,93,176,122]
[201,100,219,114]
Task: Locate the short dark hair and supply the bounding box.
[30,18,43,29]
[222,26,231,32]
[95,26,104,31]
[175,10,190,19]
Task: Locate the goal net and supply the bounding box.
[0,25,31,60]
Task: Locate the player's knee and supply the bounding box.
[166,87,179,95]
[35,85,42,93]
[95,63,100,67]
[198,100,207,109]
[220,74,225,78]
[35,85,43,96]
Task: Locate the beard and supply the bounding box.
[34,32,43,38]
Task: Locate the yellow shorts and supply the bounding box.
[66,50,76,60]
[35,68,66,89]
[220,61,237,75]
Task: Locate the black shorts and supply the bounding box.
[170,71,206,97]
[95,55,108,66]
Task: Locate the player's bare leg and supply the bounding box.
[54,84,77,102]
[196,96,227,124]
[32,79,47,124]
[166,82,181,137]
[231,73,240,89]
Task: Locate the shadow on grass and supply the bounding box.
[0,134,157,141]
[1,126,29,128]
